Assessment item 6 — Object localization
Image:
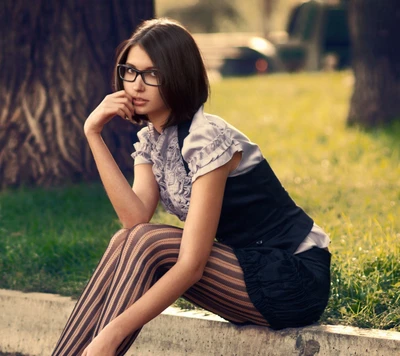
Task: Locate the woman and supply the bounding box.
[52,18,331,356]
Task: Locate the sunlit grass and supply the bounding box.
[1,71,399,330]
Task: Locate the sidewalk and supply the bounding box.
[1,289,400,355]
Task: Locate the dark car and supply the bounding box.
[220,37,282,76]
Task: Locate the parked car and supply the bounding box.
[220,37,282,76]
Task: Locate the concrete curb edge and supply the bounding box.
[0,289,399,355]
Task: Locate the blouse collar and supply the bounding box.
[147,105,206,145]
[147,122,174,153]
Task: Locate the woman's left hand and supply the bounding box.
[82,327,121,356]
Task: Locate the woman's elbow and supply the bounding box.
[193,268,205,284]
[177,259,206,284]
[119,212,150,229]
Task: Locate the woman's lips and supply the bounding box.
[133,98,148,106]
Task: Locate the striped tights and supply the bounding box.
[52,223,268,356]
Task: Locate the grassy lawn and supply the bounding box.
[1,71,399,330]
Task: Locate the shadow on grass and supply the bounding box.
[354,118,400,154]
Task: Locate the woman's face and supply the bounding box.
[123,45,170,129]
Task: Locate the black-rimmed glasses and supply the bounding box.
[117,64,161,87]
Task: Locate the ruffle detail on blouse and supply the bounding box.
[131,127,152,164]
[234,247,330,330]
[183,124,242,183]
[151,132,191,221]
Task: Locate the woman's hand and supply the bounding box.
[82,325,123,356]
[84,90,134,135]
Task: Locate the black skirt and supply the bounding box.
[233,246,331,330]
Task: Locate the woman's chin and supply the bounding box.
[134,108,149,116]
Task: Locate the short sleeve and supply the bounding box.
[182,120,242,183]
[131,127,152,165]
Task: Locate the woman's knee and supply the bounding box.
[108,223,155,247]
[123,223,181,265]
[126,223,180,244]
[108,228,130,248]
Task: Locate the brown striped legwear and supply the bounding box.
[52,223,269,356]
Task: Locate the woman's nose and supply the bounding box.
[133,74,145,91]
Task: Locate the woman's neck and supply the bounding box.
[148,110,171,133]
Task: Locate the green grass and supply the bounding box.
[0,183,122,296]
[1,71,399,330]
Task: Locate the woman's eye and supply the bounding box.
[149,71,158,77]
[127,68,135,74]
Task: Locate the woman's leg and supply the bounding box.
[182,243,269,326]
[52,228,130,356]
[85,223,268,356]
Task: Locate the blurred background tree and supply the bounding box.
[156,0,298,34]
[0,0,153,189]
[261,0,278,38]
[162,0,242,33]
[347,0,400,127]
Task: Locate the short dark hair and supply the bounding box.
[113,18,210,128]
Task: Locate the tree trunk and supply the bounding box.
[262,0,276,38]
[0,0,153,189]
[347,0,400,127]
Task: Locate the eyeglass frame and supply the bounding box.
[117,64,162,87]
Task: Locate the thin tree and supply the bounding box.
[261,0,277,38]
[347,0,400,127]
[0,0,153,189]
[163,0,242,33]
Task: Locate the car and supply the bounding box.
[220,37,282,76]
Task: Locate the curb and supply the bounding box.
[0,289,399,355]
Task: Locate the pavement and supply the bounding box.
[1,289,400,355]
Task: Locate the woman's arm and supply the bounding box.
[84,90,159,228]
[84,153,241,355]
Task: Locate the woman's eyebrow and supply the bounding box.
[125,62,157,70]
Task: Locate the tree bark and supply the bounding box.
[347,0,400,127]
[0,0,153,189]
